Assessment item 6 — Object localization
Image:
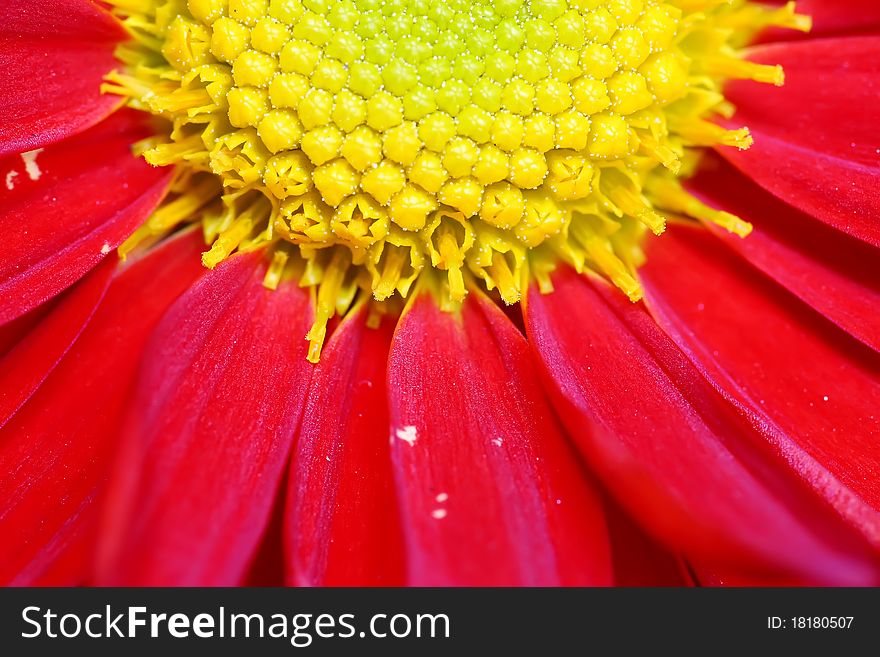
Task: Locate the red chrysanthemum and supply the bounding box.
[1,0,878,587]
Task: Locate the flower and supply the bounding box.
[0,0,878,587]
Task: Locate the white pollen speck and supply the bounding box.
[5,170,18,190]
[491,437,503,447]
[100,242,111,254]
[823,395,829,402]
[21,148,44,181]
[431,509,447,520]
[395,425,418,446]
[435,492,448,503]
[556,499,562,505]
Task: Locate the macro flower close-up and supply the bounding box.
[1,0,879,587]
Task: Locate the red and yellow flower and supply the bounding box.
[1,0,879,586]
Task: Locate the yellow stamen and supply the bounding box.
[569,218,643,302]
[672,119,754,150]
[648,178,753,237]
[263,247,291,290]
[306,248,352,363]
[703,57,785,87]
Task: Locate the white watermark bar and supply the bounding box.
[2,588,878,654]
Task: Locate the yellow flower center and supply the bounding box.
[104,0,808,360]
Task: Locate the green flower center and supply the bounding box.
[104,0,808,360]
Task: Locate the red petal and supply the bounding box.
[761,0,880,40]
[387,292,612,586]
[0,230,205,585]
[604,497,691,586]
[795,0,880,35]
[98,252,314,586]
[641,225,880,554]
[526,266,879,585]
[0,300,55,358]
[0,109,171,323]
[731,39,879,165]
[719,37,880,246]
[686,155,880,351]
[0,0,125,155]
[0,256,115,428]
[691,562,808,587]
[285,308,405,586]
[244,484,288,586]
